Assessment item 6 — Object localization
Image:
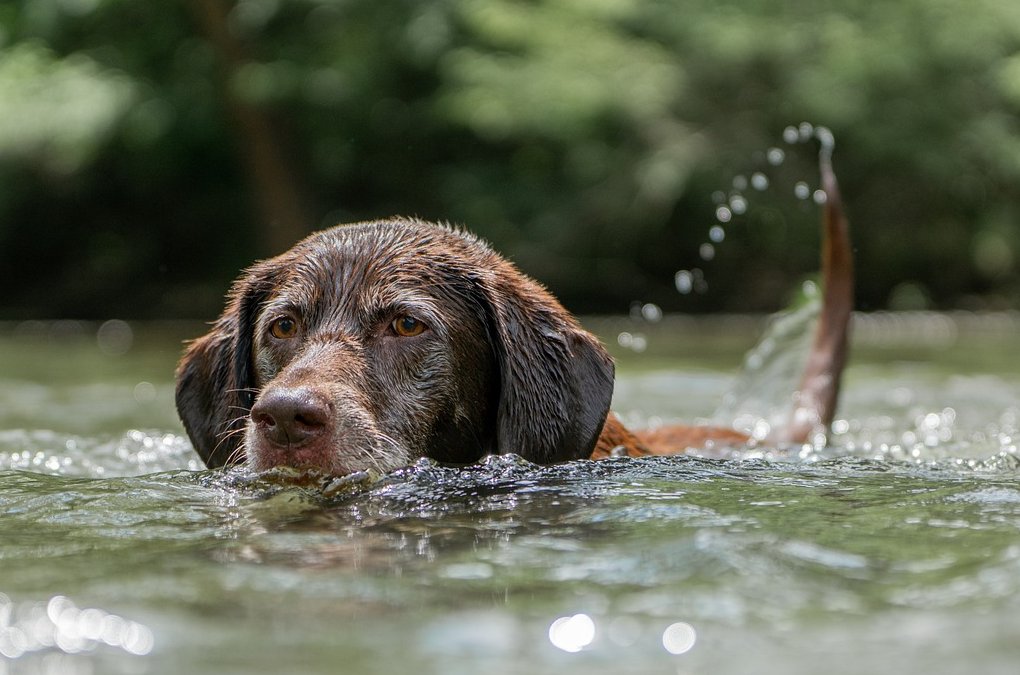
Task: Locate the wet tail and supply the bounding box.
[772,133,854,443]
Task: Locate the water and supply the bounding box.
[1,316,1019,675]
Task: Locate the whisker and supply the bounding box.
[209,415,251,461]
[225,443,247,466]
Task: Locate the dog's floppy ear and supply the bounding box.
[476,264,615,463]
[175,260,282,468]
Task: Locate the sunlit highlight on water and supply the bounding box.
[661,621,697,655]
[0,430,202,476]
[547,613,699,657]
[617,331,648,353]
[0,594,153,659]
[548,613,595,653]
[95,320,133,356]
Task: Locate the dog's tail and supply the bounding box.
[771,131,854,444]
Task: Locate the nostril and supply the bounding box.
[251,410,277,428]
[250,387,332,447]
[293,407,328,428]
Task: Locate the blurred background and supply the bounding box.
[1,0,1018,320]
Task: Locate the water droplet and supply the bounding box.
[815,125,834,150]
[699,243,715,261]
[711,190,727,204]
[732,175,748,190]
[794,181,810,200]
[812,189,827,204]
[798,121,814,141]
[783,126,799,144]
[729,195,747,214]
[709,225,725,243]
[715,206,732,223]
[751,172,769,190]
[766,147,785,166]
[640,302,662,322]
[692,268,708,293]
[675,270,693,294]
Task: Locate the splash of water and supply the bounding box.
[675,122,835,291]
[712,281,822,441]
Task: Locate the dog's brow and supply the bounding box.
[366,294,447,331]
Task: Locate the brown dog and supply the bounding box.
[176,159,851,475]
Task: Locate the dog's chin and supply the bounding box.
[244,433,412,477]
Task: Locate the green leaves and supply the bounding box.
[0,41,134,173]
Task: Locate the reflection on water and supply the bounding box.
[1,318,1019,674]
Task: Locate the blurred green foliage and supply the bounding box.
[0,0,1018,318]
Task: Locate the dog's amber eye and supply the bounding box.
[392,316,426,337]
[269,316,299,340]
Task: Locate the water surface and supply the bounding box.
[1,315,1018,674]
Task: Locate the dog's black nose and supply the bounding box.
[250,387,332,448]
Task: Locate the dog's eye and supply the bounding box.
[391,315,427,337]
[269,316,300,340]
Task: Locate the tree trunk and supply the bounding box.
[188,0,313,255]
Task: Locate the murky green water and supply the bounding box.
[1,315,1019,675]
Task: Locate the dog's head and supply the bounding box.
[175,219,615,475]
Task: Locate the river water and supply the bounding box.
[1,314,1018,675]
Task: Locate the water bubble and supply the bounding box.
[715,205,732,223]
[675,270,693,294]
[766,147,785,166]
[699,243,715,261]
[548,613,596,653]
[729,195,748,214]
[732,175,748,190]
[794,181,811,200]
[711,190,727,204]
[662,622,697,655]
[708,225,725,243]
[812,189,827,204]
[798,121,814,141]
[640,303,663,323]
[783,126,799,144]
[751,172,769,190]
